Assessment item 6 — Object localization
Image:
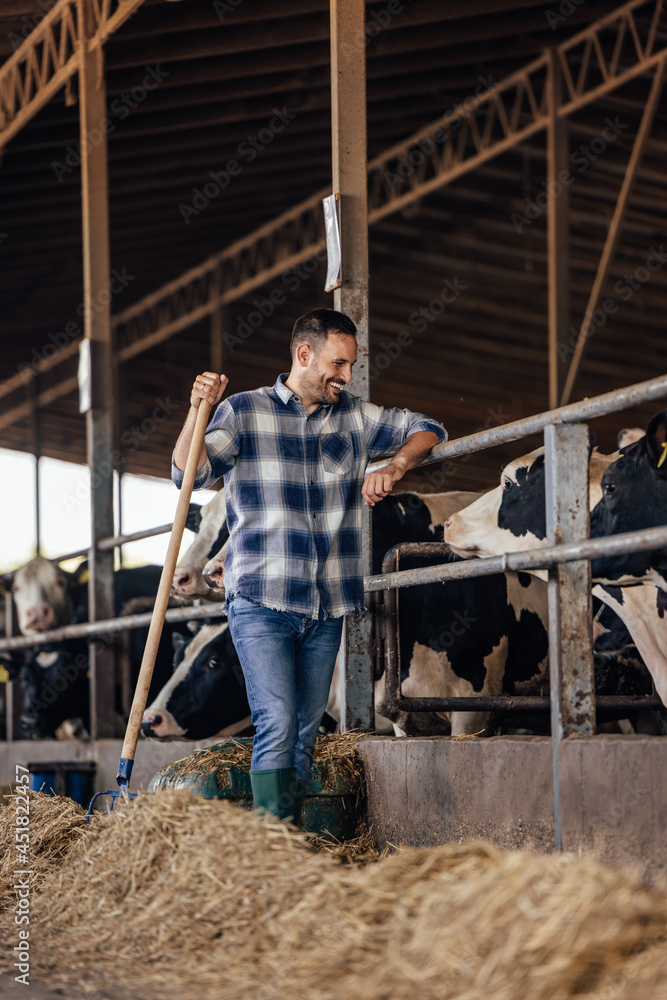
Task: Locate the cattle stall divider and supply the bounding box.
[359,371,667,849]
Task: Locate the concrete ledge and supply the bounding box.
[359,735,554,853]
[358,735,667,877]
[0,738,223,799]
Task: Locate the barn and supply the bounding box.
[1,0,667,883]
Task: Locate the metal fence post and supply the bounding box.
[544,422,595,850]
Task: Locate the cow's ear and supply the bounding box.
[646,410,667,476]
[186,503,202,534]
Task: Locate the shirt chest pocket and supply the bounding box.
[321,432,354,475]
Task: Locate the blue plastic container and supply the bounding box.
[28,761,96,806]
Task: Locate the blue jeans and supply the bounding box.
[227,597,343,780]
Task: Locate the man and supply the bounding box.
[173,308,446,822]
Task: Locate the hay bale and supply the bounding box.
[175,730,369,791]
[0,789,666,1000]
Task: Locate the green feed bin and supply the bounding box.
[148,737,363,840]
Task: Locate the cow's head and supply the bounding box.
[141,622,249,740]
[11,557,83,636]
[445,441,613,560]
[591,410,667,590]
[18,644,89,739]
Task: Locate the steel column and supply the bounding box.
[545,422,595,851]
[330,0,373,732]
[4,591,21,741]
[547,51,570,410]
[28,379,42,555]
[78,0,115,739]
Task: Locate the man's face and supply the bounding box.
[301,332,357,406]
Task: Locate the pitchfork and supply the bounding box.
[87,399,211,822]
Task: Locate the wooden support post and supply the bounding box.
[545,422,594,850]
[78,0,116,739]
[560,60,665,405]
[547,51,570,410]
[330,0,373,732]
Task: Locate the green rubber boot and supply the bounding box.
[250,767,298,821]
[292,777,311,828]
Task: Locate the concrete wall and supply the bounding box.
[358,734,667,879]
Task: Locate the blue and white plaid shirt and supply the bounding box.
[172,374,446,618]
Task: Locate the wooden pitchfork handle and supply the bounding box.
[116,400,211,789]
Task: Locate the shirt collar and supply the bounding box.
[273,373,300,406]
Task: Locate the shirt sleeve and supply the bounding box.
[171,399,241,491]
[360,401,447,461]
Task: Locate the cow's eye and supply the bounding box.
[604,482,616,497]
[502,478,511,490]
[207,657,221,669]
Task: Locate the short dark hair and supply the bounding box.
[290,309,357,359]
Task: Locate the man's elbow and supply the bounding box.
[419,430,441,451]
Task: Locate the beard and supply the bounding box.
[300,368,341,405]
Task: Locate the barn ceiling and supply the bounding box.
[1,0,667,496]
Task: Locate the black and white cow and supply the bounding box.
[5,556,188,738]
[590,410,667,592]
[18,640,90,739]
[141,621,251,740]
[444,442,665,710]
[146,489,563,738]
[172,490,228,602]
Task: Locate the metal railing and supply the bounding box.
[378,541,665,716]
[361,371,667,849]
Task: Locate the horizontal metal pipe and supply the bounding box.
[97,523,173,551]
[366,525,667,592]
[367,372,667,473]
[0,603,226,653]
[52,522,183,564]
[53,547,88,564]
[389,695,665,713]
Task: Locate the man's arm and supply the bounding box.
[173,371,228,472]
[361,430,440,506]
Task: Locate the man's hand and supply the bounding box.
[174,372,230,474]
[362,462,406,506]
[190,372,228,410]
[361,430,441,506]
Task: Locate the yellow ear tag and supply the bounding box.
[78,568,89,584]
[0,666,9,683]
[658,441,667,469]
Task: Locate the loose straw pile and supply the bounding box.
[1,787,666,1000]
